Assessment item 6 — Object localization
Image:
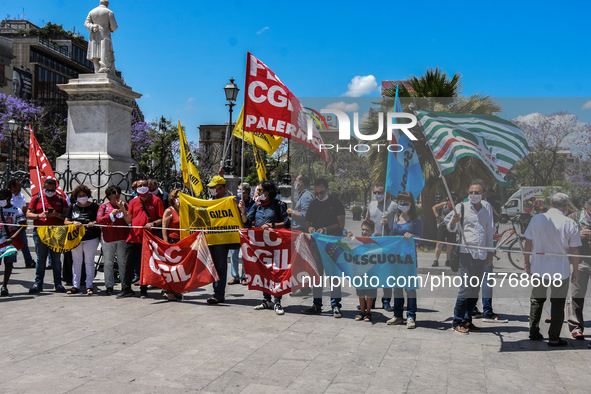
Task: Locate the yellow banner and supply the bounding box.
[179,193,241,245]
[179,120,203,196]
[37,224,85,253]
[253,141,267,181]
[234,106,284,155]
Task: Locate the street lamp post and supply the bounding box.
[159,116,166,181]
[7,119,18,173]
[222,78,240,177]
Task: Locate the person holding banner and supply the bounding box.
[26,178,69,294]
[118,180,164,299]
[162,189,183,301]
[432,192,459,268]
[0,189,28,297]
[239,181,290,315]
[64,185,101,295]
[384,192,423,329]
[304,178,346,318]
[97,185,130,296]
[206,176,236,305]
[355,219,376,322]
[287,175,313,297]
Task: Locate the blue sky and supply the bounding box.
[7,0,591,143]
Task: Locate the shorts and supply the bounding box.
[0,253,17,265]
[356,288,377,298]
[437,224,456,243]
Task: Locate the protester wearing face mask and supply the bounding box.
[444,179,495,335]
[304,178,346,318]
[96,185,130,296]
[147,179,169,210]
[239,181,290,315]
[384,192,423,328]
[118,179,164,299]
[205,175,238,305]
[0,188,28,297]
[64,185,101,295]
[26,178,69,294]
[363,183,397,312]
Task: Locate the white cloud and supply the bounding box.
[257,26,269,34]
[342,75,378,97]
[187,97,195,102]
[582,100,591,109]
[325,101,359,112]
[513,112,541,122]
[144,94,150,98]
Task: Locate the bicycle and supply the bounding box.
[493,215,528,270]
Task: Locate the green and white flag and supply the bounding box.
[415,110,529,186]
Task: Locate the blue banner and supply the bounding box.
[312,234,418,289]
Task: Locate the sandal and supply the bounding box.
[355,314,365,321]
[66,288,79,295]
[364,314,372,322]
[87,288,94,296]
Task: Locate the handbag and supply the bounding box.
[449,203,464,273]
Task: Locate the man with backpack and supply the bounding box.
[26,178,69,293]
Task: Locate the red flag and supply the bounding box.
[28,126,67,201]
[243,52,328,162]
[140,230,219,293]
[240,228,317,296]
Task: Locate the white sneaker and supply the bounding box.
[274,303,285,315]
[387,317,404,325]
[406,317,416,329]
[254,300,273,310]
[333,306,342,318]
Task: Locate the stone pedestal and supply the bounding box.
[56,73,142,174]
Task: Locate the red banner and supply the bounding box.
[29,127,67,201]
[243,52,328,162]
[140,230,219,293]
[240,229,319,296]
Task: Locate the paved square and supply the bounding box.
[2,235,591,393]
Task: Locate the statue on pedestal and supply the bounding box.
[84,0,118,74]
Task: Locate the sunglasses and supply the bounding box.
[468,191,481,195]
[111,191,121,195]
[314,191,327,196]
[373,191,384,195]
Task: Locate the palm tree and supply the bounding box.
[366,68,502,240]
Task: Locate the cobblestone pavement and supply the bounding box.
[1,226,591,393]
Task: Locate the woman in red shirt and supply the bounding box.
[162,189,182,301]
[96,185,130,295]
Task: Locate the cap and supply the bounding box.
[207,176,226,187]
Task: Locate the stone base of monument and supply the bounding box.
[57,73,142,179]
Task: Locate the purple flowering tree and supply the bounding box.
[510,111,591,186]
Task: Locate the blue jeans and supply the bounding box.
[20,231,33,265]
[481,262,493,315]
[32,230,62,288]
[209,244,230,300]
[230,249,244,280]
[263,292,282,303]
[393,288,417,320]
[453,253,486,327]
[310,237,341,308]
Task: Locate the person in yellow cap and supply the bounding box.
[206,175,238,304]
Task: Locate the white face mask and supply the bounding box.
[175,198,180,206]
[259,194,267,201]
[77,197,88,204]
[316,194,329,202]
[584,211,591,223]
[209,188,217,196]
[469,194,482,204]
[44,190,56,198]
[136,186,149,195]
[0,200,7,208]
[398,203,410,212]
[375,194,385,202]
[237,190,242,198]
[294,181,300,189]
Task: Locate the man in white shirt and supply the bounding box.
[364,183,397,311]
[445,179,495,334]
[524,192,581,346]
[9,179,34,268]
